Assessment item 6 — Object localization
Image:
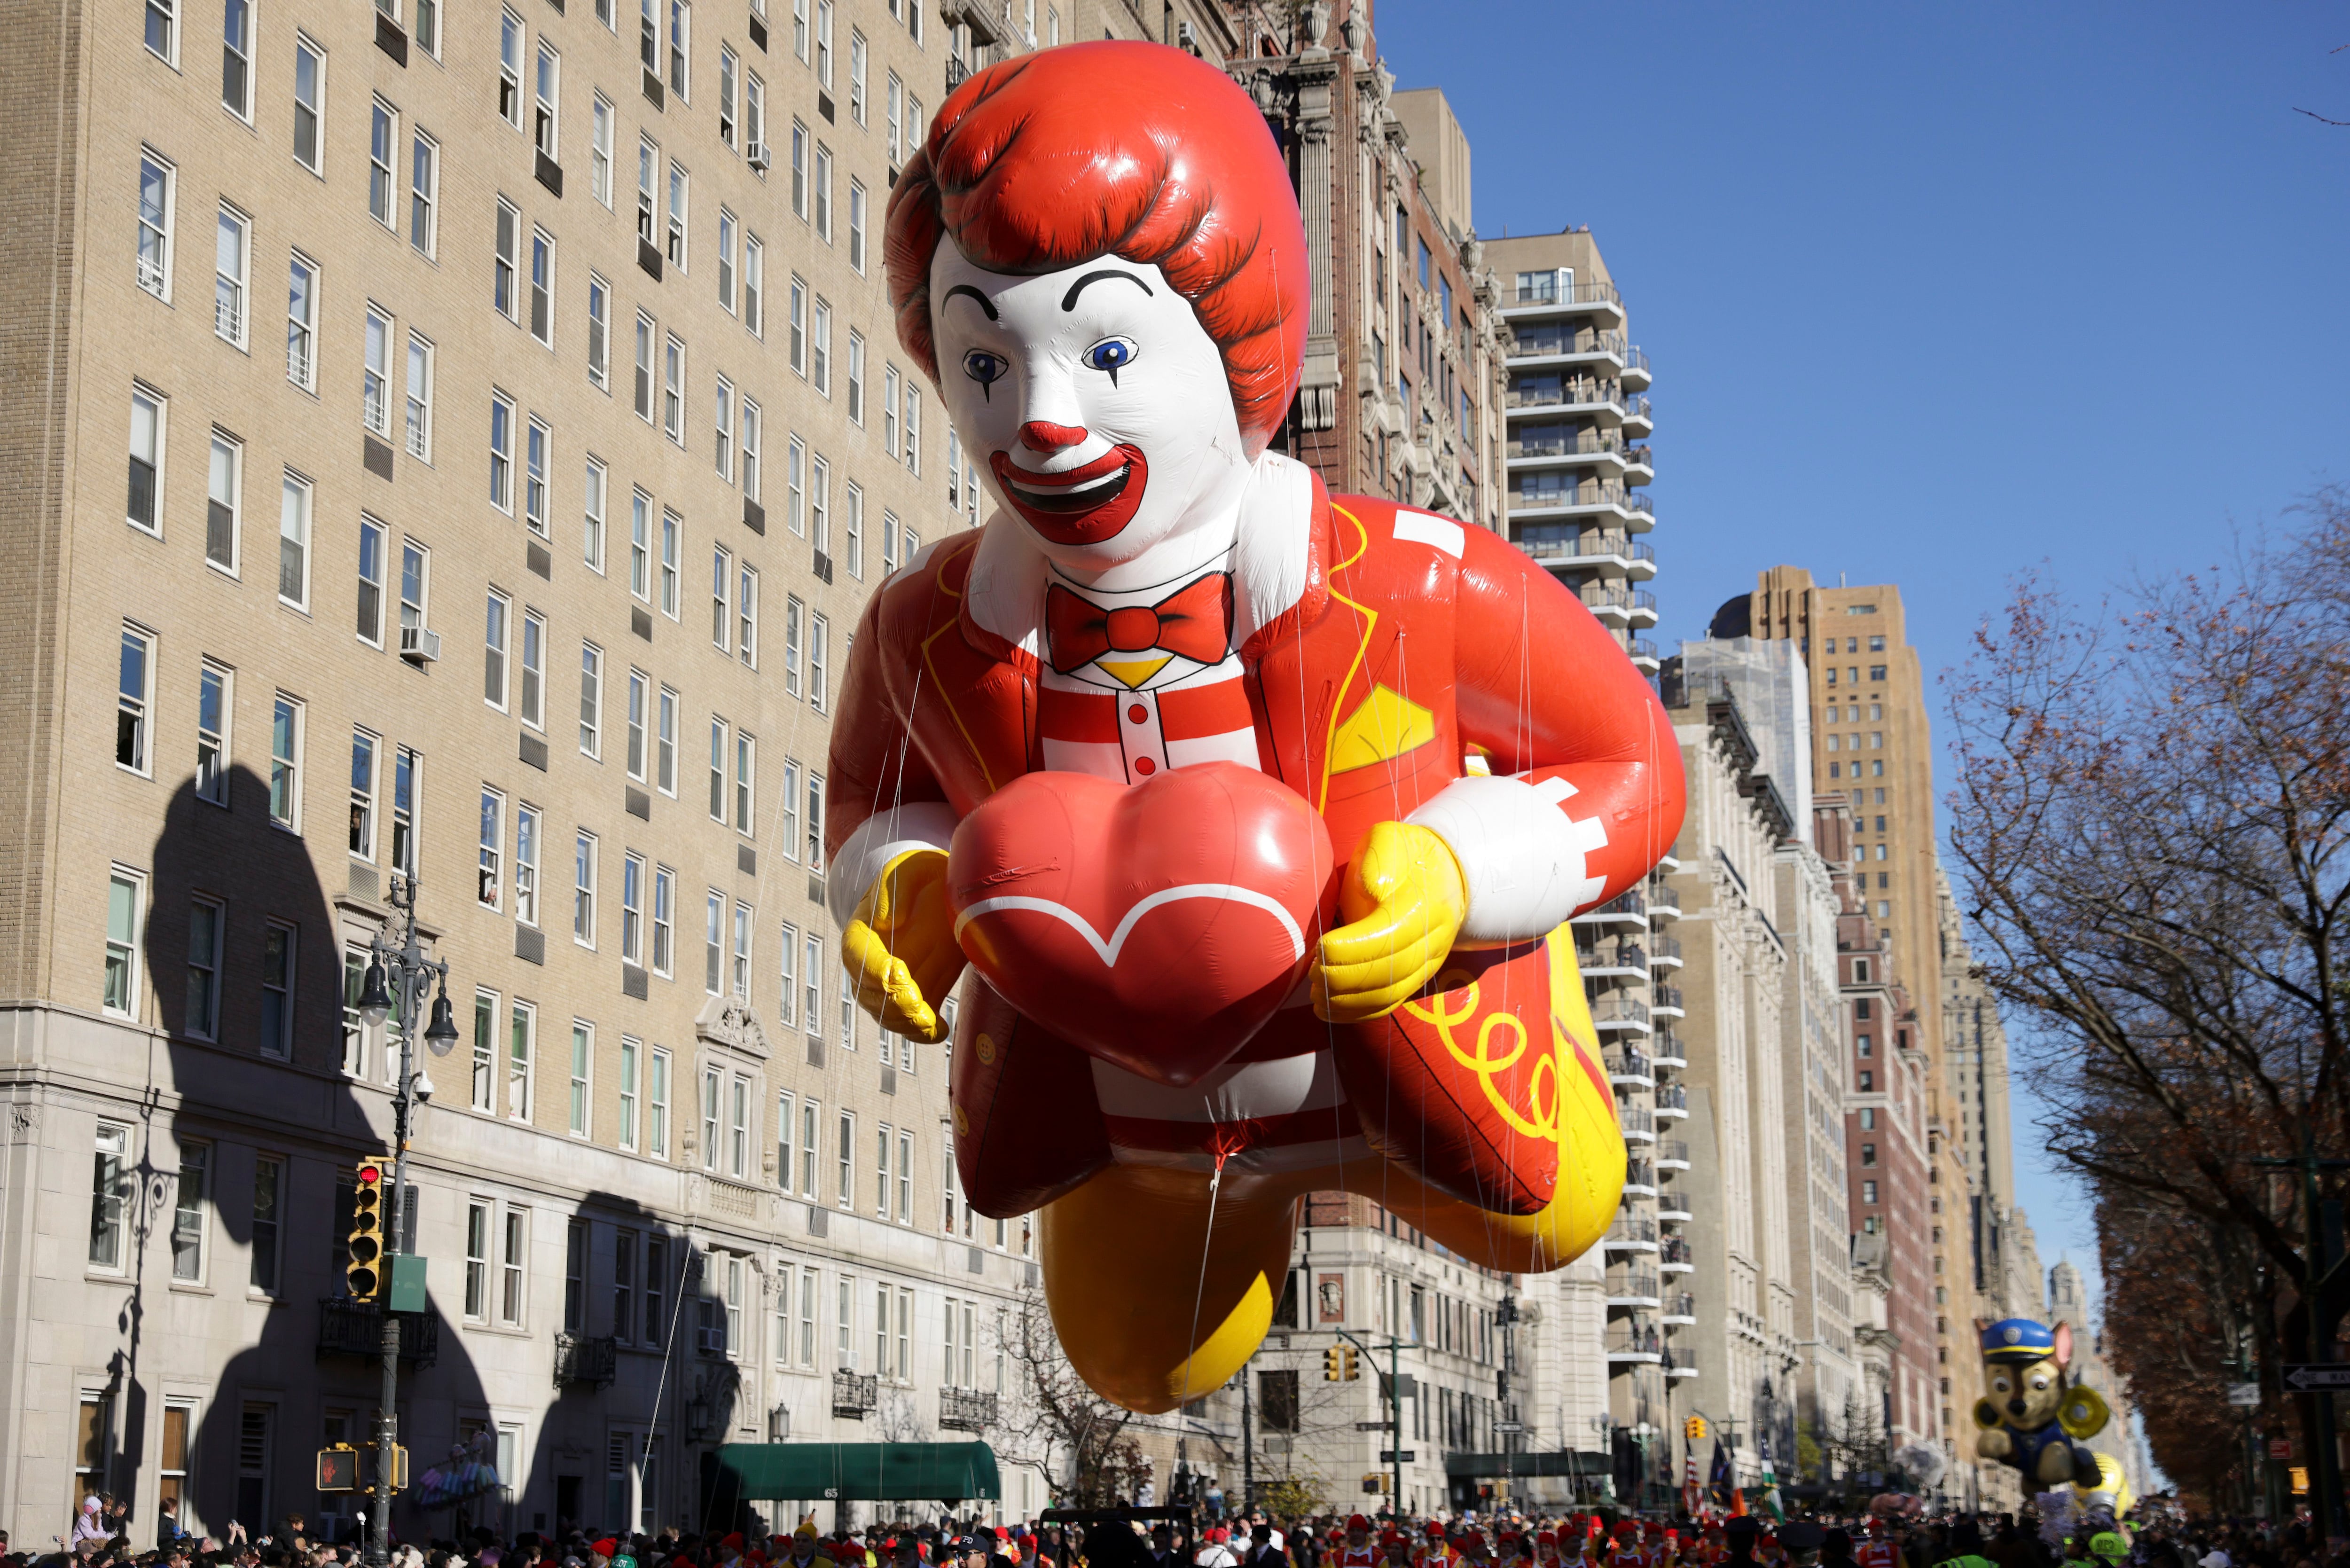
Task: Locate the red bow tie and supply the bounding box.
[1045,572,1234,675]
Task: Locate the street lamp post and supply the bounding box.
[355,874,462,1568]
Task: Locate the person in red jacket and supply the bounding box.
[836,39,1684,1412]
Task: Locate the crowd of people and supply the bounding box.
[24,1495,2342,1568]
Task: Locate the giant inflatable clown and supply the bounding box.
[828,40,1686,1411]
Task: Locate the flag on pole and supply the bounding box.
[1684,1445,1702,1518]
[1708,1437,1735,1512]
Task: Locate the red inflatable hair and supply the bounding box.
[882,40,1308,457]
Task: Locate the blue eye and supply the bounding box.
[962,350,1009,399]
[1083,336,1139,382]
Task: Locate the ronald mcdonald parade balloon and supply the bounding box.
[827,39,1685,1411]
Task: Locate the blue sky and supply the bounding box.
[1377,1,2350,1317]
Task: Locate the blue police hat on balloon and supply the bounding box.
[1979,1317,2057,1364]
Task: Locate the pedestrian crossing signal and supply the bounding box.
[347,1160,387,1300]
[1361,1474,1388,1494]
[317,1445,360,1492]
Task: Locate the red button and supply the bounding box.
[1127,704,1147,725]
[1134,757,1157,776]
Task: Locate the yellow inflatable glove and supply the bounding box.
[840,848,965,1043]
[1313,821,1466,1024]
[2058,1383,2111,1440]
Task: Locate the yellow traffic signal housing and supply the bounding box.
[377,1442,409,1492]
[347,1160,387,1300]
[1341,1345,1361,1381]
[1361,1474,1388,1494]
[1324,1345,1345,1382]
[1684,1416,1708,1442]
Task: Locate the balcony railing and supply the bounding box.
[1509,328,1630,362]
[1624,1160,1655,1188]
[1606,1325,1662,1356]
[1508,429,1627,460]
[1590,996,1650,1027]
[1649,935,1683,963]
[316,1297,439,1366]
[1607,1271,1661,1300]
[1667,1293,1697,1318]
[1656,1138,1692,1164]
[1505,378,1626,411]
[1656,1085,1689,1112]
[288,338,313,386]
[1575,941,1646,971]
[832,1369,879,1417]
[215,293,245,343]
[1578,582,1660,615]
[1519,530,1656,564]
[1653,984,1685,1011]
[1578,889,1645,920]
[1651,1033,1686,1063]
[1605,1047,1653,1079]
[1627,637,1659,663]
[938,1387,999,1433]
[554,1332,618,1387]
[1511,279,1622,308]
[1606,1217,1658,1245]
[1661,1236,1692,1265]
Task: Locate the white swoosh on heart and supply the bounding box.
[952,882,1307,965]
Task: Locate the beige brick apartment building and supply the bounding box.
[0,0,1263,1541]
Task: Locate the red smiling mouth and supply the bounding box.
[991,444,1150,545]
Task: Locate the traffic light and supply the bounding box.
[1340,1345,1360,1381]
[317,1445,360,1492]
[347,1160,387,1300]
[1324,1345,1346,1382]
[1684,1416,1707,1442]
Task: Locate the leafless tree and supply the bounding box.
[995,1285,1150,1507]
[1943,487,2350,1480]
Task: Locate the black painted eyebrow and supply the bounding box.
[1060,269,1154,312]
[943,283,998,320]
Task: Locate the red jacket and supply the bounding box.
[826,474,1684,1216]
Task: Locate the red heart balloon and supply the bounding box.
[946,763,1335,1087]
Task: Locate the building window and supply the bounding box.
[846,179,866,274]
[205,432,241,572]
[404,335,433,459]
[663,336,686,443]
[518,608,545,729]
[574,830,597,946]
[810,296,831,392]
[171,1140,210,1280]
[587,275,611,390]
[214,206,250,346]
[470,991,497,1112]
[651,863,675,973]
[484,590,510,709]
[182,898,223,1042]
[715,378,735,479]
[738,564,759,666]
[621,851,645,962]
[489,393,514,511]
[534,42,560,156]
[90,1121,132,1267]
[569,1021,592,1136]
[514,803,540,927]
[498,10,525,127]
[494,200,519,320]
[277,472,312,607]
[363,307,392,435]
[530,231,555,345]
[666,165,689,267]
[808,613,829,712]
[463,1199,490,1317]
[836,1109,854,1208]
[478,786,505,908]
[508,1002,534,1121]
[591,94,614,205]
[718,46,738,146]
[268,695,302,828]
[619,1038,641,1149]
[368,102,398,226]
[524,417,549,532]
[668,0,690,94]
[650,1045,671,1158]
[704,888,725,993]
[580,641,604,757]
[731,901,752,999]
[259,923,294,1059]
[137,153,178,299]
[743,235,764,336]
[742,398,762,502]
[410,131,439,253]
[584,457,607,570]
[629,490,652,597]
[633,314,656,422]
[699,1066,721,1169]
[117,624,154,775]
[660,510,681,615]
[706,717,729,823]
[147,0,178,61]
[127,387,165,533]
[802,930,822,1037]
[349,729,379,859]
[286,254,318,389]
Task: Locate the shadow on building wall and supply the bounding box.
[134,762,489,1545]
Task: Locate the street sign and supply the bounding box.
[1495,1421,1524,1433]
[1355,1421,1395,1432]
[2270,1438,2295,1459]
[1379,1450,1418,1464]
[2229,1382,2264,1407]
[2283,1364,2350,1392]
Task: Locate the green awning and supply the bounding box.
[710,1443,1002,1502]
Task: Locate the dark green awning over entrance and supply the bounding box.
[709,1443,1002,1502]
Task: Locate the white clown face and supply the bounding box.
[928,243,1254,572]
